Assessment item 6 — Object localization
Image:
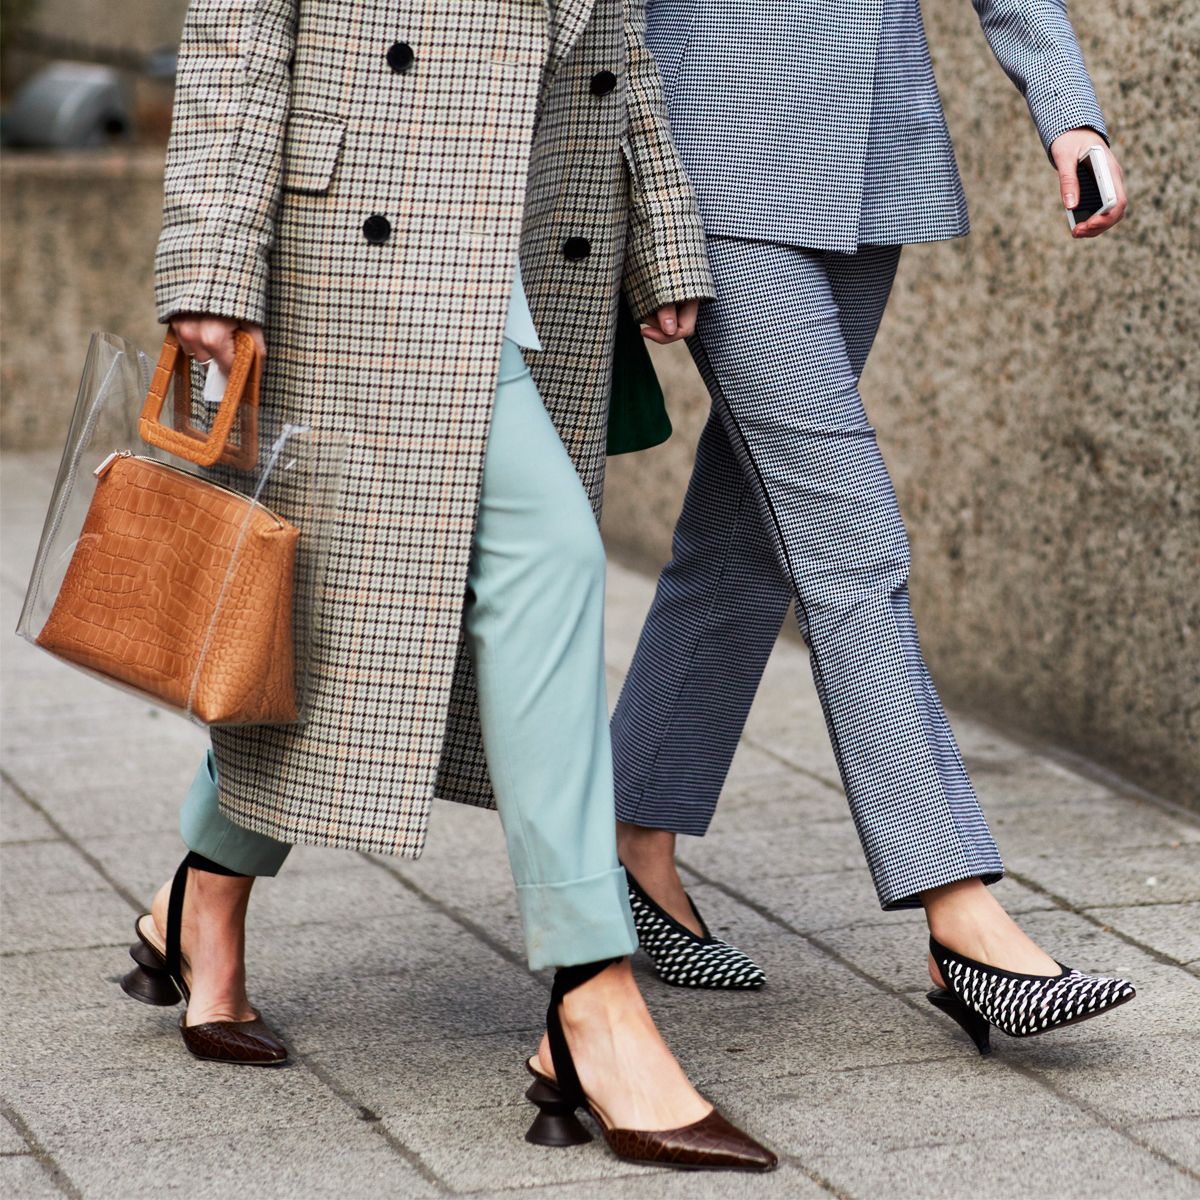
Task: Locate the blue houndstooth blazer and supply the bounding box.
[647,0,1109,253]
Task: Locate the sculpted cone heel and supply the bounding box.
[926,986,992,1055]
[523,958,777,1171]
[524,1076,593,1147]
[121,933,184,1006]
[120,854,287,1065]
[926,934,1136,1056]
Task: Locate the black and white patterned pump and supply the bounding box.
[927,935,1136,1055]
[626,870,765,989]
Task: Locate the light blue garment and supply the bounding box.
[465,340,633,967]
[502,262,542,351]
[181,749,291,876]
[180,339,635,970]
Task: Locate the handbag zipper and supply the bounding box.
[94,450,132,477]
[92,452,288,527]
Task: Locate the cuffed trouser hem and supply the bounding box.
[469,343,638,972]
[516,867,639,971]
[180,750,292,877]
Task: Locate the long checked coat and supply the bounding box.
[155,0,713,855]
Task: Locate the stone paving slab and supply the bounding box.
[3,450,1199,1199]
[1086,903,1200,967]
[802,1128,1200,1200]
[1132,1118,1200,1177]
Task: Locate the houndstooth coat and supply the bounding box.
[155,0,712,855]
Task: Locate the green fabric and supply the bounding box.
[607,293,672,456]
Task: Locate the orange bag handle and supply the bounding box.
[139,329,260,470]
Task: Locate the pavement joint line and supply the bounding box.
[1003,868,1200,978]
[774,1151,862,1199]
[677,858,1200,1188]
[1125,1113,1200,1128]
[1,942,130,958]
[300,1024,545,1058]
[1024,840,1200,855]
[737,734,846,797]
[987,1054,1200,1186]
[296,1053,456,1195]
[0,1098,83,1200]
[447,1166,679,1196]
[698,1051,975,1086]
[359,851,552,985]
[0,768,146,913]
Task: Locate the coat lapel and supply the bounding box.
[546,0,596,76]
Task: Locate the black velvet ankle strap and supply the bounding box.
[165,857,191,981]
[546,958,622,1108]
[552,958,621,1004]
[183,850,251,878]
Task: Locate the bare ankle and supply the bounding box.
[617,825,706,938]
[920,877,996,942]
[561,959,640,1017]
[149,864,258,1023]
[547,959,713,1131]
[616,822,676,875]
[921,877,1059,977]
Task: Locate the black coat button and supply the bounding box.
[363,214,392,244]
[590,70,617,96]
[387,41,414,73]
[562,237,591,261]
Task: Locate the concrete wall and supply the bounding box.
[602,0,1199,808]
[1,152,167,451]
[14,0,188,57]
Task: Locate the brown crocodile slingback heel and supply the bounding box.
[523,958,776,1171]
[121,853,287,1065]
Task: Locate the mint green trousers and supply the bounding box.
[181,340,637,970]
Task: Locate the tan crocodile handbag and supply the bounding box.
[35,330,300,725]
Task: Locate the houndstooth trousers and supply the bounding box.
[610,238,1004,910]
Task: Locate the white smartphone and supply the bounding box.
[1067,145,1117,230]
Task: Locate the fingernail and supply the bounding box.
[1065,194,1076,208]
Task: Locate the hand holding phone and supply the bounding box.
[1050,130,1127,238]
[1067,145,1118,231]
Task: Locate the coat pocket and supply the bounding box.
[620,135,640,195]
[282,111,347,194]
